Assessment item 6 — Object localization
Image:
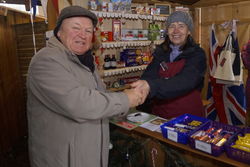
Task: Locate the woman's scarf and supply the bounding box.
[169,44,182,62]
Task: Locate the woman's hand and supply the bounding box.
[130,80,150,103]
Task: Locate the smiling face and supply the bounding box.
[167,21,190,46]
[57,17,94,55]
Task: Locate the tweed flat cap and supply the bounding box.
[54,6,98,37]
[166,11,194,32]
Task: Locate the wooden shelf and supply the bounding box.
[101,40,164,48]
[91,10,167,21]
[107,84,131,92]
[101,40,151,48]
[103,65,147,77]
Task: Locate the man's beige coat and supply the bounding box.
[27,36,129,167]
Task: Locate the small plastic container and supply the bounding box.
[189,121,241,157]
[225,127,250,164]
[160,114,209,144]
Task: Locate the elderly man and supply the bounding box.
[27,6,143,167]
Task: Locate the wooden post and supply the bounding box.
[47,0,58,30]
[247,109,250,126]
[24,0,30,11]
[68,0,72,5]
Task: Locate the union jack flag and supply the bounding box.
[205,24,246,125]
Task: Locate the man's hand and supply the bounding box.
[123,88,144,108]
[130,80,150,103]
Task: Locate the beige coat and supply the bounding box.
[27,36,129,167]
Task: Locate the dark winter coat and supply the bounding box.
[141,43,207,118]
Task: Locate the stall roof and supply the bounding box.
[192,0,250,7]
[0,0,27,4]
[0,0,41,6]
[0,0,41,11]
[1,0,250,8]
[134,0,250,6]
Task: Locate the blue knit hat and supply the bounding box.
[166,11,194,32]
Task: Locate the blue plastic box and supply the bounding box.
[160,114,209,144]
[225,127,250,164]
[189,121,241,157]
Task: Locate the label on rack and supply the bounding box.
[167,130,177,142]
[195,140,211,154]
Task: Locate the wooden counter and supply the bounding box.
[134,127,249,167]
[112,124,250,167]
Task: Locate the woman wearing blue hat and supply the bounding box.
[132,11,207,119]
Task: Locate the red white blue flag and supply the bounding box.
[205,24,246,125]
[209,24,219,76]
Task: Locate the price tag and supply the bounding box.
[195,140,211,154]
[167,130,177,142]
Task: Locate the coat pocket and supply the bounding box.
[68,139,75,167]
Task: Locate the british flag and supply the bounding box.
[205,24,246,125]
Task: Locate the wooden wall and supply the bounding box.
[199,1,250,51]
[0,8,44,155]
[15,22,47,104]
[194,1,250,125]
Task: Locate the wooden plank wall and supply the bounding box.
[0,9,44,155]
[196,1,250,125]
[15,22,47,103]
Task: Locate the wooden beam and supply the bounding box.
[67,0,72,6]
[47,0,57,30]
[132,0,199,5]
[193,0,250,7]
[160,0,199,5]
[0,0,25,4]
[201,17,250,26]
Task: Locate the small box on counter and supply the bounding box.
[225,127,250,165]
[189,121,241,157]
[160,114,209,144]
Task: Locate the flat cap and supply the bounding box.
[54,5,98,37]
[166,11,194,32]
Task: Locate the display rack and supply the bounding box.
[91,11,167,21]
[101,40,164,48]
[94,7,167,90]
[103,64,147,77]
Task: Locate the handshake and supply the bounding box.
[123,80,150,108]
